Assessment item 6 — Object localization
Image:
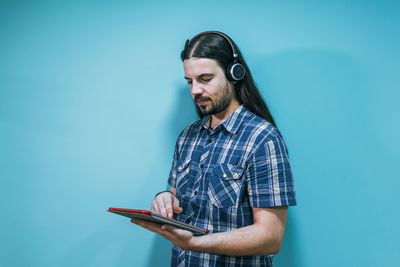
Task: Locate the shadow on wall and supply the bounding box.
[256,49,370,266]
[274,209,302,266]
[146,48,367,266]
[146,84,196,266]
[163,84,198,150]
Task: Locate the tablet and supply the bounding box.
[107,207,209,235]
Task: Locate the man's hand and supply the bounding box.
[132,188,196,250]
[151,188,182,218]
[130,219,195,250]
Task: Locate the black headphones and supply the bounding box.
[188,31,246,81]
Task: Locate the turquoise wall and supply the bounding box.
[1,1,399,266]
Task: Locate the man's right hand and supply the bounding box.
[151,189,183,219]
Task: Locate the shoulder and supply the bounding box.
[177,118,203,139]
[243,111,283,143]
[240,110,287,156]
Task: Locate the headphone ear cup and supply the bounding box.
[227,62,246,81]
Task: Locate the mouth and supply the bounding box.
[196,100,209,105]
[195,96,211,106]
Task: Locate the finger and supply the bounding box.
[151,201,160,214]
[161,224,176,232]
[163,196,174,218]
[172,197,183,214]
[173,206,183,213]
[131,220,181,243]
[162,224,186,235]
[131,219,163,233]
[161,225,193,241]
[161,225,183,240]
[160,197,168,217]
[153,197,163,215]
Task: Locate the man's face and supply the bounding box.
[184,57,235,116]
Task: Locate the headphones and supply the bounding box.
[188,31,246,81]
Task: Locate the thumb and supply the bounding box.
[172,197,183,213]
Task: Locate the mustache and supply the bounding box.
[194,95,211,102]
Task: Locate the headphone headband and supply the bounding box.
[189,31,239,60]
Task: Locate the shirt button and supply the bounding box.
[178,167,182,171]
[223,174,227,178]
[234,173,239,178]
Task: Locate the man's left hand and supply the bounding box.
[131,219,195,250]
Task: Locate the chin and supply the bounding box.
[198,105,209,113]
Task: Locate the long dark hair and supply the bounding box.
[181,31,277,127]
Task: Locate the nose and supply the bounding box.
[191,81,203,95]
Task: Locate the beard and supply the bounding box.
[195,85,233,116]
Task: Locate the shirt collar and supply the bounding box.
[195,105,249,134]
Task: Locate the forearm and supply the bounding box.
[189,221,284,256]
[136,195,287,256]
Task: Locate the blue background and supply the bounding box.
[1,1,399,266]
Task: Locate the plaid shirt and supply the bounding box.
[168,105,297,267]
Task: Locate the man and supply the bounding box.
[131,31,297,266]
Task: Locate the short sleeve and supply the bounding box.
[245,134,297,207]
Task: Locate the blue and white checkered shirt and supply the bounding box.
[168,105,297,267]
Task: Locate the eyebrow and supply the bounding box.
[184,73,214,80]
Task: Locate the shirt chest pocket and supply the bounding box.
[175,158,195,198]
[208,164,244,208]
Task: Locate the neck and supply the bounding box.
[210,99,241,129]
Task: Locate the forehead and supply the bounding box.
[183,57,223,78]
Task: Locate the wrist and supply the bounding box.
[187,235,204,252]
[154,190,173,199]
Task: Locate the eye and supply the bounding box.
[202,78,211,83]
[187,80,192,85]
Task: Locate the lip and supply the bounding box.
[197,100,209,105]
